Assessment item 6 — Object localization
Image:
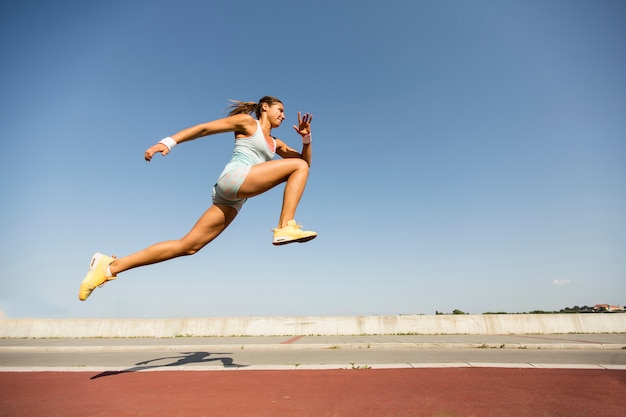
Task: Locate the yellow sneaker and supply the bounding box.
[272,220,317,245]
[78,253,116,301]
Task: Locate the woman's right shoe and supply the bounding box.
[78,253,116,301]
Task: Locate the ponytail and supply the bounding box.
[226,96,282,118]
[226,100,258,117]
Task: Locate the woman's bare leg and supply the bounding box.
[109,204,238,276]
[237,158,309,227]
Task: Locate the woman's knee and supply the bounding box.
[178,205,234,256]
[295,158,309,169]
[290,158,309,174]
[177,238,208,257]
[180,245,206,257]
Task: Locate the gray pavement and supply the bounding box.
[1,334,625,371]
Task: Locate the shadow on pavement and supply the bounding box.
[90,351,247,379]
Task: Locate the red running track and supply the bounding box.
[1,368,625,417]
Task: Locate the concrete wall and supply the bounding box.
[1,314,625,338]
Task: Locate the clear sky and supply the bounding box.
[1,0,624,318]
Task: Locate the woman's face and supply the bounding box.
[264,102,285,128]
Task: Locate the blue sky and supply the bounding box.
[1,0,624,318]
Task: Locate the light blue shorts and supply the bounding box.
[212,165,250,212]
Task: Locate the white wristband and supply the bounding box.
[302,134,312,145]
[159,136,177,150]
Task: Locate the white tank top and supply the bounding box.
[220,120,276,174]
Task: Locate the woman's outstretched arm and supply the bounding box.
[144,114,257,161]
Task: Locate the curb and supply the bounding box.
[1,363,626,372]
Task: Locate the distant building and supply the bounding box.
[594,304,625,312]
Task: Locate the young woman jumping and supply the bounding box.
[79,96,317,301]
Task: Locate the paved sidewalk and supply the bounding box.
[2,333,625,372]
[1,333,625,351]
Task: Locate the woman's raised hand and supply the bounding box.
[292,112,313,137]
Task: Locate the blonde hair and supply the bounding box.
[227,96,282,118]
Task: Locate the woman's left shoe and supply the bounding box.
[272,220,317,245]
